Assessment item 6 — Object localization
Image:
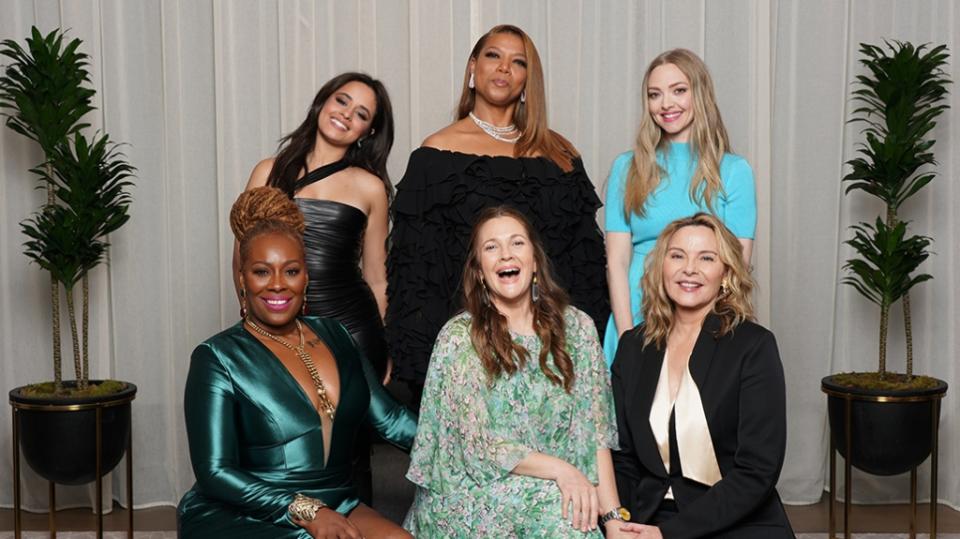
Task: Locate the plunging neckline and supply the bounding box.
[241,318,343,467]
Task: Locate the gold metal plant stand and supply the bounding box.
[10,393,135,539]
[823,388,944,539]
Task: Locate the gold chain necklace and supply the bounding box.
[245,317,336,420]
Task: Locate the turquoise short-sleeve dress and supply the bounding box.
[602,142,757,364]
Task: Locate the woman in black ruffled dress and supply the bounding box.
[237,71,395,506]
[386,25,610,404]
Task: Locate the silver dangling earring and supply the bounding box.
[356,137,364,148]
[468,72,475,89]
[480,278,491,305]
[531,272,540,303]
[520,90,526,104]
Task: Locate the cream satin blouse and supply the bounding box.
[648,349,722,499]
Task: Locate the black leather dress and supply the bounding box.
[294,161,388,380]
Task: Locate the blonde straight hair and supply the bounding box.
[456,24,577,172]
[640,213,755,349]
[624,49,731,219]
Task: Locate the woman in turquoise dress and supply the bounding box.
[404,206,630,538]
[179,187,416,538]
[604,49,757,364]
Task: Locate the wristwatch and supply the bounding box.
[599,506,631,526]
[288,493,327,521]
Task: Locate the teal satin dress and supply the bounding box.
[177,316,417,538]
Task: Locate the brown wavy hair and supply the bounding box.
[624,49,731,218]
[461,206,574,392]
[267,72,394,200]
[230,186,306,263]
[456,25,578,172]
[640,213,755,348]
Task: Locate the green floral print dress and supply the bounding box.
[403,306,618,538]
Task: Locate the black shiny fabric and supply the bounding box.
[295,198,388,380]
[386,147,610,387]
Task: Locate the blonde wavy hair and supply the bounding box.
[624,49,731,219]
[640,213,754,348]
[456,24,577,172]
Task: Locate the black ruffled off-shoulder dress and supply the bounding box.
[386,147,610,392]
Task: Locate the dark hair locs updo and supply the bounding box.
[230,186,306,263]
[267,72,395,200]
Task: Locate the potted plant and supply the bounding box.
[1,27,137,486]
[822,41,949,476]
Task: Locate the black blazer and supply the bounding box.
[611,315,795,538]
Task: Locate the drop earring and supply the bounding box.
[468,72,475,89]
[520,90,526,104]
[531,272,540,303]
[239,288,248,319]
[302,285,309,316]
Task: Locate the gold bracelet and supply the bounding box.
[288,493,327,521]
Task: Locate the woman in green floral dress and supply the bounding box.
[403,206,629,538]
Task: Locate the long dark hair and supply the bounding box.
[461,206,574,392]
[268,72,395,200]
[455,25,577,172]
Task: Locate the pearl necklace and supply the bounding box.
[469,112,521,144]
[245,318,336,420]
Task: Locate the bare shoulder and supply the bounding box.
[344,167,388,200]
[246,157,276,189]
[421,119,473,150]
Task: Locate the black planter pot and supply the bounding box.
[821,375,947,476]
[9,380,137,485]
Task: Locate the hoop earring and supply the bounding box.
[468,73,475,89]
[531,272,540,303]
[356,137,364,148]
[520,90,526,104]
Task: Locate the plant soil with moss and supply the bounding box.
[830,372,941,392]
[19,379,127,399]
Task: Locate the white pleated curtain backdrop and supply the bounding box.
[0,0,956,512]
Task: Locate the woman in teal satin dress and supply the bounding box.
[178,187,416,538]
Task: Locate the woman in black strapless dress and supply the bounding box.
[237,72,395,506]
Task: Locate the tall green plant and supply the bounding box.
[1,27,135,393]
[842,41,950,377]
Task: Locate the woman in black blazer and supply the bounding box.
[610,213,794,538]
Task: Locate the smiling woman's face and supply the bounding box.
[476,215,537,310]
[661,224,726,317]
[240,231,307,331]
[316,80,377,147]
[647,62,694,142]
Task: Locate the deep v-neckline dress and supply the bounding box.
[177,316,417,537]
